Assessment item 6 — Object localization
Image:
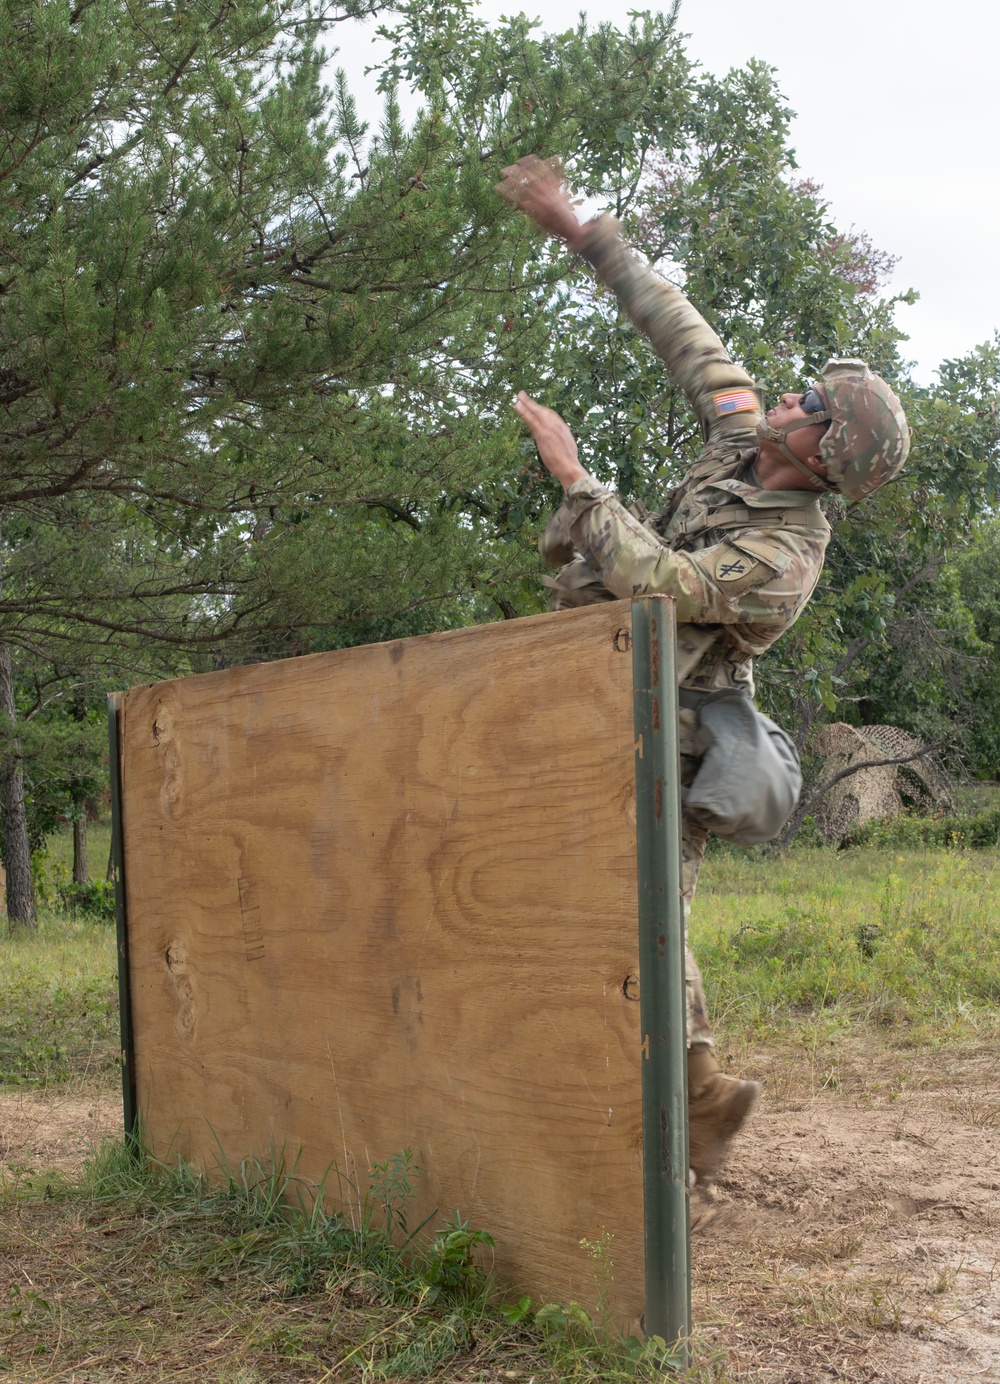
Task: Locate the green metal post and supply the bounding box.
[107,692,138,1149]
[631,595,692,1364]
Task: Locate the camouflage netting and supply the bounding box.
[809,724,952,841]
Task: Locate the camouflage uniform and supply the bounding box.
[545,217,832,1047]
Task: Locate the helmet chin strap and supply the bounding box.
[756,414,836,490]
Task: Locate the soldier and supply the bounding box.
[497,156,909,1192]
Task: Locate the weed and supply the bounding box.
[419,1214,495,1302]
[368,1149,420,1242]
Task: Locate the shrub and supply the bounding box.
[844,804,1000,850]
[57,880,116,922]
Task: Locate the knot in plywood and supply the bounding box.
[151,696,185,819]
[164,939,197,1037]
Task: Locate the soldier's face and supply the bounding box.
[764,393,829,464]
[769,393,815,427]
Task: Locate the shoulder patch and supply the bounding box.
[710,548,760,584]
[704,540,780,598]
[712,389,758,418]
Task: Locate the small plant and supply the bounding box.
[367,1148,420,1242]
[580,1229,615,1329]
[57,880,115,922]
[419,1213,495,1301]
[856,921,882,957]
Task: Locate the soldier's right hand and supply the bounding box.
[514,392,587,491]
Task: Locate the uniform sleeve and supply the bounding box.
[580,215,761,448]
[560,478,819,631]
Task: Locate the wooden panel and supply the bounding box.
[120,604,644,1323]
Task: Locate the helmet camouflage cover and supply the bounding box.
[817,358,910,502]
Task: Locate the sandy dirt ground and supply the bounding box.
[696,1047,1000,1382]
[0,1086,122,1180]
[1,1058,998,1383]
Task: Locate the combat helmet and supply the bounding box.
[757,358,910,502]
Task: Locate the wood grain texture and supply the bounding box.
[119,604,645,1323]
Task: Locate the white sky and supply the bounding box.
[328,0,999,386]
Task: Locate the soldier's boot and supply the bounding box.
[687,1044,758,1188]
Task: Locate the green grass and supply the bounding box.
[692,845,1000,1049]
[950,780,1000,815]
[5,836,999,1379]
[0,822,118,1085]
[36,818,113,898]
[0,910,118,1086]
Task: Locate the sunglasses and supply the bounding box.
[799,385,828,415]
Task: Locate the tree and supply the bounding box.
[957,513,1000,779]
[0,0,701,923]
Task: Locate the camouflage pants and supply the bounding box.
[681,750,713,1048]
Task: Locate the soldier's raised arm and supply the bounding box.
[496,156,761,447]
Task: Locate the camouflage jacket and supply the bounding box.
[551,216,831,696]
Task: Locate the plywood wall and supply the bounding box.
[119,603,644,1323]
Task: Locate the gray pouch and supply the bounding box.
[683,689,801,845]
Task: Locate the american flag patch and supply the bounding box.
[712,389,758,417]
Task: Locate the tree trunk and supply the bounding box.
[73,816,89,885]
[71,696,89,885]
[0,642,36,930]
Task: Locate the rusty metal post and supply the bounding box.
[631,595,691,1364]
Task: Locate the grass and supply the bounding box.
[3,835,999,1089]
[0,1140,678,1383]
[5,830,998,1093]
[0,822,118,1086]
[0,912,118,1086]
[40,819,113,887]
[692,844,1000,1051]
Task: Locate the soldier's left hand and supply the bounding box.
[515,392,587,491]
[495,157,586,251]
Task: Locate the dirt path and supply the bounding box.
[0,1086,121,1184]
[2,1061,998,1383]
[697,1048,1000,1382]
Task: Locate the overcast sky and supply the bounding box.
[329,0,998,385]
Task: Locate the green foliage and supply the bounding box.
[0,688,109,855]
[56,879,115,921]
[954,517,1000,776]
[5,840,999,1376]
[0,0,702,663]
[368,1148,420,1242]
[419,1215,495,1303]
[0,0,998,909]
[4,1129,688,1383]
[1,0,995,780]
[694,847,1000,1044]
[844,804,1000,850]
